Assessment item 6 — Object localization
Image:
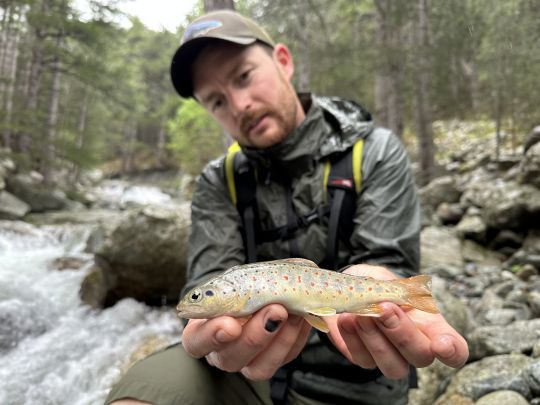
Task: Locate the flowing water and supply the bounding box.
[0,184,183,405]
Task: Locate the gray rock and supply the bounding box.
[79,263,108,309]
[523,230,540,253]
[528,291,540,317]
[419,176,462,210]
[6,173,71,212]
[432,277,470,335]
[421,227,464,275]
[516,264,539,281]
[468,319,540,360]
[440,354,533,401]
[456,215,487,243]
[518,139,540,188]
[436,202,464,225]
[0,190,31,219]
[533,341,540,358]
[507,250,540,271]
[475,390,529,405]
[524,359,540,396]
[461,240,504,271]
[482,182,540,230]
[94,204,191,307]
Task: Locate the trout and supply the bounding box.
[176,258,439,332]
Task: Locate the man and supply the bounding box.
[107,10,468,405]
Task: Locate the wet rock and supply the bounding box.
[409,360,459,405]
[516,264,539,281]
[94,204,191,307]
[79,263,108,309]
[528,290,540,317]
[475,390,529,405]
[439,354,533,401]
[491,230,524,255]
[48,256,88,271]
[507,250,540,271]
[0,190,31,220]
[433,393,474,405]
[461,240,503,271]
[432,277,470,335]
[468,319,540,360]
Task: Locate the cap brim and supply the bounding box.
[170,36,257,98]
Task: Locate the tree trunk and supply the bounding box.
[0,5,12,101]
[374,0,405,138]
[412,0,435,185]
[156,122,167,168]
[122,121,137,174]
[42,36,64,184]
[3,15,21,150]
[203,0,235,12]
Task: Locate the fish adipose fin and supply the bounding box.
[303,314,330,333]
[396,275,440,314]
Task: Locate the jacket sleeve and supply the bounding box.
[349,128,420,277]
[181,158,246,298]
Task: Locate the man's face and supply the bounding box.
[192,42,305,149]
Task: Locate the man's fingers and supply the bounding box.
[336,314,376,368]
[432,333,469,368]
[181,317,242,358]
[214,304,288,372]
[241,315,310,380]
[375,303,434,368]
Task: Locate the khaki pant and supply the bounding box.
[105,344,408,405]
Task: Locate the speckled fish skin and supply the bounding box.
[176,258,439,332]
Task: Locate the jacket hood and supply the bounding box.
[241,94,374,176]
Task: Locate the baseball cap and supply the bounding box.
[170,10,275,98]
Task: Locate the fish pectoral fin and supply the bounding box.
[351,303,385,317]
[307,307,337,317]
[303,314,330,333]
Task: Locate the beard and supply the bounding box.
[237,85,299,148]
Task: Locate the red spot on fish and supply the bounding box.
[283,275,289,281]
[368,287,373,292]
[311,282,315,287]
[297,276,302,283]
[324,282,329,287]
[349,286,354,291]
[252,276,257,281]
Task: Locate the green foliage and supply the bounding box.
[167,100,224,175]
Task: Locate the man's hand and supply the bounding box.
[327,264,469,380]
[181,304,311,380]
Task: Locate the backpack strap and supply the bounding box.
[322,138,364,269]
[225,142,259,263]
[225,138,364,268]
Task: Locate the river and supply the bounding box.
[0,181,183,404]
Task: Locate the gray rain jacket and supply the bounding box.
[183,94,420,403]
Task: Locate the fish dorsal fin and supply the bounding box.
[308,307,337,317]
[278,258,319,268]
[303,314,330,333]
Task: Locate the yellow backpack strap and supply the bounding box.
[352,138,364,193]
[225,142,241,206]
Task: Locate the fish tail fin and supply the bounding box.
[396,275,440,314]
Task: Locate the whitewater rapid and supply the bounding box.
[0,216,181,404]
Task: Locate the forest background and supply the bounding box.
[0,0,539,186]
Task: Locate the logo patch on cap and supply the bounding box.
[183,20,223,42]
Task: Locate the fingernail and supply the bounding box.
[216,330,231,343]
[380,313,400,329]
[265,319,282,332]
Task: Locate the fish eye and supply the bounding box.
[189,289,202,302]
[204,290,214,297]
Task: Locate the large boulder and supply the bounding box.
[421,226,464,277]
[468,319,540,360]
[518,137,540,188]
[92,204,191,307]
[0,190,31,219]
[436,354,534,402]
[419,176,462,210]
[6,172,71,212]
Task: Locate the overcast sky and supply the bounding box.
[120,0,198,32]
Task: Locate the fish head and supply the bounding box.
[176,279,245,319]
